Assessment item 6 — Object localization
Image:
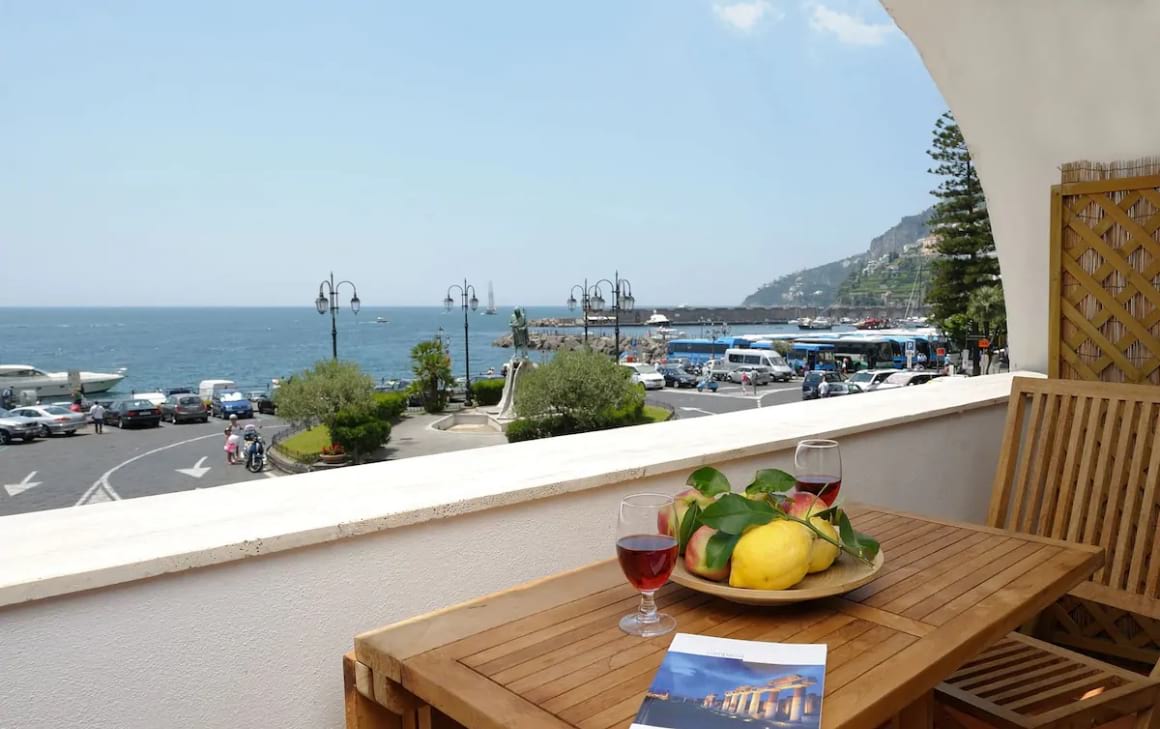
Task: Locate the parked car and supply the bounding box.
[107,399,162,428]
[8,404,86,436]
[131,391,167,408]
[801,371,845,400]
[161,394,209,424]
[0,408,40,443]
[728,365,773,386]
[211,390,254,419]
[162,386,194,396]
[874,371,945,391]
[248,391,277,415]
[199,379,237,407]
[658,365,697,388]
[845,369,897,392]
[822,382,859,397]
[621,363,665,390]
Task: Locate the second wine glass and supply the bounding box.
[794,439,842,506]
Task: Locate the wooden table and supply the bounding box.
[349,507,1103,729]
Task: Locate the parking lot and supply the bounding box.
[647,378,803,418]
[0,413,288,517]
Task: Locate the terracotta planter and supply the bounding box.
[319,453,349,465]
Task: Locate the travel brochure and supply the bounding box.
[631,634,827,729]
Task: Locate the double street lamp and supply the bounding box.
[315,272,360,360]
[443,279,479,404]
[566,279,599,345]
[587,271,635,361]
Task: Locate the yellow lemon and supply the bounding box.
[729,520,813,590]
[807,517,840,573]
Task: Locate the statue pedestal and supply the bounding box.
[495,357,532,422]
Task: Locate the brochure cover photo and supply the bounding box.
[630,634,827,729]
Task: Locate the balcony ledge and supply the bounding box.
[0,372,1034,609]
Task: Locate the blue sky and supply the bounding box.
[0,1,945,307]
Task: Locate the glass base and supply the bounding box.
[619,611,676,637]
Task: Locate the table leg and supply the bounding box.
[344,653,402,729]
[896,691,934,729]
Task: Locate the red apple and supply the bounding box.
[782,491,826,520]
[658,488,715,538]
[684,525,730,581]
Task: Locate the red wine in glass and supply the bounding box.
[794,475,842,506]
[616,534,678,591]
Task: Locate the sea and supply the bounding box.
[0,307,807,395]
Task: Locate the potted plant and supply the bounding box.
[319,443,348,465]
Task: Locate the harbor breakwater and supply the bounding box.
[492,333,669,360]
[531,304,928,328]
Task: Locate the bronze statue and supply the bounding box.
[510,306,530,360]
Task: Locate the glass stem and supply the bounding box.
[638,590,659,624]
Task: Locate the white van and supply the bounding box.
[198,379,237,405]
[721,349,794,382]
[621,363,665,390]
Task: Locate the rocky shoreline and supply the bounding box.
[492,333,669,361]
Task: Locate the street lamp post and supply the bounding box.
[314,272,361,360]
[566,279,596,345]
[589,271,634,362]
[443,279,479,405]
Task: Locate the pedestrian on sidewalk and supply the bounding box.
[224,426,237,465]
[740,370,751,396]
[89,401,105,434]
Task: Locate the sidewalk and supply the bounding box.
[378,412,507,460]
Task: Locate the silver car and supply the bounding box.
[0,408,40,444]
[7,404,86,436]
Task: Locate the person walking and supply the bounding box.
[818,377,831,399]
[89,401,105,434]
[224,426,239,465]
[1,386,12,410]
[740,369,751,396]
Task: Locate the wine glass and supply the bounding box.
[794,439,842,507]
[616,493,678,637]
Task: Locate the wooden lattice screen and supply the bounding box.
[1050,158,1160,383]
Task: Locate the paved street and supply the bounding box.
[0,414,288,517]
[647,379,803,418]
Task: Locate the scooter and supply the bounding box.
[696,377,718,393]
[244,431,267,473]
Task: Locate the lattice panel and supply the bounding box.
[1050,161,1160,383]
[1040,595,1160,670]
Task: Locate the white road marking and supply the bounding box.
[4,471,42,497]
[262,470,278,478]
[678,407,715,416]
[176,456,211,479]
[75,431,223,507]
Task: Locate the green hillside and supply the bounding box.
[742,254,864,307]
[836,252,928,307]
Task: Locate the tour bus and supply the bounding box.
[786,342,837,374]
[665,337,752,365]
[716,348,795,382]
[794,336,908,371]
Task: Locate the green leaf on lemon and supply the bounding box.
[678,502,702,556]
[686,467,732,498]
[705,530,741,570]
[700,493,774,534]
[744,468,797,496]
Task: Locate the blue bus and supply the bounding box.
[787,342,837,373]
[794,336,900,371]
[665,337,752,365]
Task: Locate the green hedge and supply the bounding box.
[373,391,409,421]
[472,378,505,406]
[505,402,671,443]
[329,406,391,464]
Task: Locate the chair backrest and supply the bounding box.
[988,376,1160,620]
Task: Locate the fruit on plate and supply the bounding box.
[659,488,715,539]
[729,520,814,590]
[684,526,730,581]
[782,492,827,519]
[807,517,840,573]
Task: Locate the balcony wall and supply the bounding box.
[0,374,1026,729]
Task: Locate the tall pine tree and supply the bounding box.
[925,111,1001,325]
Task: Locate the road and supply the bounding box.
[0,414,288,517]
[647,380,803,418]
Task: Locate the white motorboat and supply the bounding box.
[0,364,126,398]
[375,317,390,324]
[644,311,671,327]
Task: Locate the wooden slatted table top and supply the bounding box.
[354,507,1103,729]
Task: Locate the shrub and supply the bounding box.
[373,391,408,421]
[472,378,505,406]
[515,350,642,431]
[411,340,453,413]
[505,417,547,442]
[328,405,391,464]
[274,360,375,426]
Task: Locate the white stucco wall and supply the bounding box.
[884,0,1160,371]
[0,376,1016,729]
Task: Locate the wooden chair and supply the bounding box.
[936,377,1160,729]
